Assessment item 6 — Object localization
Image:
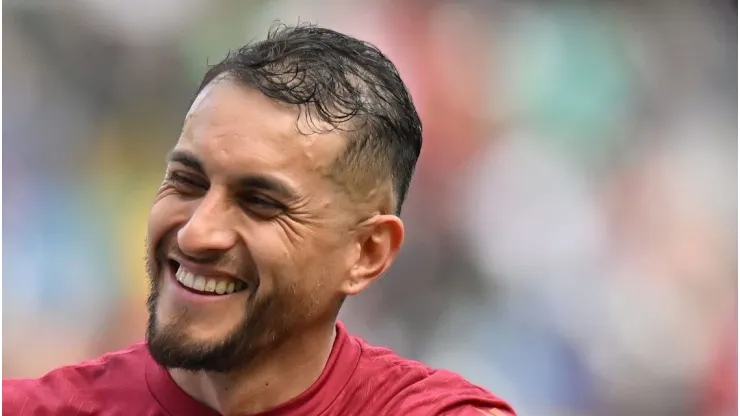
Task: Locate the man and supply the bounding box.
[3,24,515,416]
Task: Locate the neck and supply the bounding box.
[170,323,337,415]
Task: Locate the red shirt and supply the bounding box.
[3,323,515,416]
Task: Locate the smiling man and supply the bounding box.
[3,24,515,416]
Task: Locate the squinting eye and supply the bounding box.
[240,195,283,214]
[243,195,278,208]
[167,172,208,194]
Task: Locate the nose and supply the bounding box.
[177,190,239,257]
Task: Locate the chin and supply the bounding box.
[146,311,255,373]
[153,300,245,342]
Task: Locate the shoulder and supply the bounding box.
[3,343,152,415]
[343,336,516,416]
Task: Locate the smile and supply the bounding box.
[173,262,248,296]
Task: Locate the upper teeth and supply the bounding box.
[175,267,244,295]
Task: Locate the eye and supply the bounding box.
[239,194,283,215]
[167,171,208,196]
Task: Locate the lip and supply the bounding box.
[169,257,245,283]
[164,260,247,305]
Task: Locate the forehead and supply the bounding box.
[176,76,345,181]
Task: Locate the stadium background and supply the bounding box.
[3,1,737,415]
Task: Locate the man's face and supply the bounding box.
[145,77,355,372]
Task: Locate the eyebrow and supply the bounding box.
[167,150,205,174]
[167,149,298,200]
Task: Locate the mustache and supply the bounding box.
[146,235,258,283]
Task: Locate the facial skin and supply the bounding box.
[144,76,404,413]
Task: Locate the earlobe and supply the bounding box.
[341,215,404,296]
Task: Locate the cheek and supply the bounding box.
[244,234,293,293]
[148,196,187,254]
[246,225,350,293]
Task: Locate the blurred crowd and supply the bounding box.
[3,1,737,415]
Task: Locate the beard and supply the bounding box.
[144,237,318,373]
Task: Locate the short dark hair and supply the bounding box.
[194,22,422,215]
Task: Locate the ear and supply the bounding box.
[340,215,404,296]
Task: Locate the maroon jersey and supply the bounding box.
[3,323,515,416]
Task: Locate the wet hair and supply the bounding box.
[194,22,423,215]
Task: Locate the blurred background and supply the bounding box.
[3,0,737,415]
